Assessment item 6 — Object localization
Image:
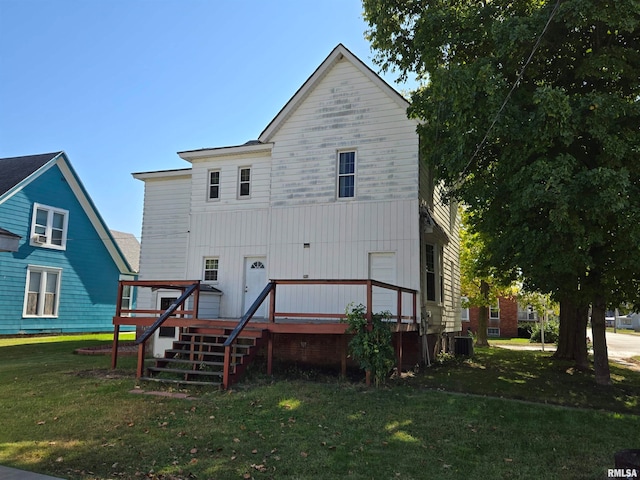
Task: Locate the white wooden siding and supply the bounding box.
[136,175,191,310]
[269,58,418,206]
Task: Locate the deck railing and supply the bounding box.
[112,278,418,388]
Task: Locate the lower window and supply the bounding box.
[487,327,500,337]
[24,266,62,317]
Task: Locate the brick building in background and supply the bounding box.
[461,296,536,338]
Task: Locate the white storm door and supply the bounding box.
[243,257,267,317]
[369,252,397,315]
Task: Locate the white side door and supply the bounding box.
[243,257,267,317]
[369,252,397,315]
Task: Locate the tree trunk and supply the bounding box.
[591,298,611,385]
[476,280,490,347]
[573,304,589,371]
[554,298,576,359]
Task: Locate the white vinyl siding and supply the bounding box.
[30,203,69,249]
[23,266,62,317]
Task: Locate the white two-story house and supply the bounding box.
[132,44,460,366]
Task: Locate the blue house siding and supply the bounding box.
[0,164,123,334]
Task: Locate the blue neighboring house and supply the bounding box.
[0,151,137,334]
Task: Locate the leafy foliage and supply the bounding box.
[529,319,560,344]
[343,304,395,386]
[363,0,640,384]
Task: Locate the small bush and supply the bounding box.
[529,320,559,344]
[343,303,395,386]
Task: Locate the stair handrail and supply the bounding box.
[223,282,275,348]
[135,281,200,345]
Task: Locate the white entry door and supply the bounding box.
[243,257,267,317]
[369,252,397,315]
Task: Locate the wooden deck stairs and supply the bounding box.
[141,325,267,387]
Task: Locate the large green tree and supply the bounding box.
[363,0,640,384]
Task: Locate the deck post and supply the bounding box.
[269,282,276,323]
[223,346,231,389]
[397,330,403,376]
[111,325,120,369]
[413,291,417,324]
[136,342,145,378]
[267,334,273,375]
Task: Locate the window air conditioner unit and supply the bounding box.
[33,234,47,244]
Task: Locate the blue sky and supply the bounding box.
[0,0,414,238]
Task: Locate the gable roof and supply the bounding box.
[0,152,135,274]
[111,230,140,272]
[258,44,411,143]
[0,152,62,197]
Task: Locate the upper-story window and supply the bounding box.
[238,167,251,198]
[30,203,68,250]
[208,170,220,200]
[337,151,356,198]
[490,301,500,319]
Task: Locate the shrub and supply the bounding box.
[529,320,559,344]
[517,322,533,339]
[343,303,395,386]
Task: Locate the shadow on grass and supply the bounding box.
[406,346,640,415]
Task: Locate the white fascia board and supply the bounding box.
[132,169,192,181]
[178,143,273,162]
[56,156,135,274]
[0,154,60,207]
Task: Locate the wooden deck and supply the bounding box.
[111,279,419,388]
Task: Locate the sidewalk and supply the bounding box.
[0,465,65,480]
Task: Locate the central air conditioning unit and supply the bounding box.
[33,234,47,244]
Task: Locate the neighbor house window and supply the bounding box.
[208,170,220,200]
[23,266,61,317]
[337,151,356,198]
[238,167,251,198]
[490,301,500,319]
[461,296,469,322]
[487,327,500,337]
[204,258,219,282]
[30,203,68,249]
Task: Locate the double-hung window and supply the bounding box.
[208,170,220,200]
[30,203,68,249]
[337,151,356,198]
[23,266,62,317]
[490,301,500,320]
[238,167,251,198]
[204,258,219,282]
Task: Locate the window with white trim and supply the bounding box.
[337,151,356,198]
[487,327,500,337]
[30,203,69,249]
[238,167,251,198]
[490,301,500,319]
[23,266,62,317]
[203,258,219,282]
[208,170,220,200]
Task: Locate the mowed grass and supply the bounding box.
[0,335,638,480]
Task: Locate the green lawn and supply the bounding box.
[0,335,638,480]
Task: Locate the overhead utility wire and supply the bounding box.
[454,0,562,185]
